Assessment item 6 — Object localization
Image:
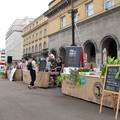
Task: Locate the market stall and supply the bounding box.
[62,74,117,108]
[23,69,50,88]
[61,56,120,109]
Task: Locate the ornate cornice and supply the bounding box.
[44,0,71,17]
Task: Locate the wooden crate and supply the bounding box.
[23,69,49,88]
[14,69,23,81]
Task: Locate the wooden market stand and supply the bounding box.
[22,69,50,88]
[62,71,120,109]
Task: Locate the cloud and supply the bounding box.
[0,0,49,49]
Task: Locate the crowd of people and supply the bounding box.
[6,52,64,89]
[27,53,64,88]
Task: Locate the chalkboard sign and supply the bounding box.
[65,46,81,67]
[105,66,120,92]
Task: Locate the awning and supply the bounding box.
[0,61,6,65]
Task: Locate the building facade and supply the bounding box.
[0,50,5,62]
[6,18,34,61]
[45,0,120,65]
[22,15,48,61]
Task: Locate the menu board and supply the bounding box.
[105,66,120,92]
[65,46,81,67]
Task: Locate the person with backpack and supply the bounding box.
[27,58,37,89]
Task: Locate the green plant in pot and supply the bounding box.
[56,74,69,87]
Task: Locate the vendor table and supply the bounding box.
[62,75,115,108]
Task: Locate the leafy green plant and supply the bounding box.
[100,56,120,79]
[115,67,120,79]
[107,56,115,64]
[69,69,80,86]
[56,74,69,87]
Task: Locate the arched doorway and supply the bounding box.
[84,41,96,63]
[101,36,117,63]
[59,47,66,62]
[50,49,57,58]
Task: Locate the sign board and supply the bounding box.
[105,66,120,92]
[100,65,120,120]
[65,46,81,67]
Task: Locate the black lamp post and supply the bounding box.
[71,0,76,46]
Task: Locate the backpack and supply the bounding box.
[27,62,33,70]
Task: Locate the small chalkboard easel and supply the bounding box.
[99,65,120,120]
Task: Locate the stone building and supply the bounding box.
[6,18,34,61]
[22,15,48,61]
[45,0,120,65]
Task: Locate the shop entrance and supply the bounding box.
[102,37,117,63]
[84,41,96,63]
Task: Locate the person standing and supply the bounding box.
[28,58,37,89]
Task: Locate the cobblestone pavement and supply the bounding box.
[0,79,119,120]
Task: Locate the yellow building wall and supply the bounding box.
[94,0,104,14]
[116,0,120,5]
[49,0,61,9]
[48,18,60,35]
[48,0,120,35]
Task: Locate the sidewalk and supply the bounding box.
[0,79,119,120]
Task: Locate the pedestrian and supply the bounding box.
[45,57,51,72]
[56,56,64,75]
[27,58,37,89]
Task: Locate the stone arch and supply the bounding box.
[83,40,97,63]
[100,34,119,64]
[100,34,120,52]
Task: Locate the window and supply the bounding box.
[36,33,38,37]
[86,2,94,16]
[23,49,25,54]
[44,29,47,36]
[32,46,34,53]
[32,34,34,38]
[36,21,38,25]
[26,48,28,54]
[43,42,47,49]
[60,16,66,28]
[35,44,38,52]
[40,31,42,38]
[39,43,42,51]
[104,0,114,9]
[33,24,34,27]
[29,47,31,53]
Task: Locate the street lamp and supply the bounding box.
[71,0,76,46]
[65,0,76,46]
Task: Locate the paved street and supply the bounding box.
[0,79,119,120]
